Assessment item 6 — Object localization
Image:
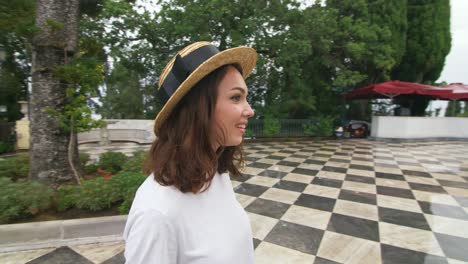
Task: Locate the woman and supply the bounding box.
[123,41,257,263]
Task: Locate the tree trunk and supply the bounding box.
[29,0,81,187]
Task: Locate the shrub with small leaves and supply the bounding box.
[112,171,146,214]
[0,178,54,224]
[56,185,79,212]
[98,152,128,174]
[79,153,91,166]
[263,116,281,137]
[84,163,99,174]
[75,177,121,211]
[0,153,29,181]
[122,151,146,173]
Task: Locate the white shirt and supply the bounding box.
[123,172,254,264]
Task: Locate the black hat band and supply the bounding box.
[157,45,220,104]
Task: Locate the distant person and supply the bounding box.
[123,41,257,263]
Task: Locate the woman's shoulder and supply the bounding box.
[130,175,184,216]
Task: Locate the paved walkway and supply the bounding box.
[1,139,468,264]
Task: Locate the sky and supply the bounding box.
[429,0,468,114]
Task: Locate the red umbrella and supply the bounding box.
[345,81,439,100]
[434,83,468,100]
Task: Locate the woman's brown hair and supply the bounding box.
[145,64,245,193]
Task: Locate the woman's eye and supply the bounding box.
[231,95,241,101]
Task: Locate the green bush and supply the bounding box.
[75,177,121,211]
[0,153,29,181]
[84,164,99,174]
[113,171,146,214]
[56,185,79,212]
[303,116,335,137]
[0,140,15,154]
[98,152,128,174]
[263,116,281,137]
[0,178,54,224]
[79,153,91,166]
[73,171,145,212]
[122,151,146,173]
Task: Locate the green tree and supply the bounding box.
[391,0,451,116]
[99,62,145,119]
[0,0,36,122]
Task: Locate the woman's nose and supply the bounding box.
[244,103,255,118]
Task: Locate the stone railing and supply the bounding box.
[78,119,155,145]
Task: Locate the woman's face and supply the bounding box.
[212,66,254,148]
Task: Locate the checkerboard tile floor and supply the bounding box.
[3,139,468,264]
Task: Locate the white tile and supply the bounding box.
[247,212,278,240]
[379,222,444,256]
[255,242,315,264]
[317,231,381,264]
[281,205,332,230]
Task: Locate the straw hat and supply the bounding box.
[153,41,257,136]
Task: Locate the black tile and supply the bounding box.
[232,173,253,182]
[245,198,291,219]
[253,238,261,249]
[349,164,374,171]
[315,153,332,158]
[245,156,260,162]
[437,179,468,189]
[291,154,308,159]
[295,193,336,212]
[27,247,93,264]
[339,189,377,205]
[334,152,351,157]
[352,157,373,162]
[376,172,405,181]
[418,201,468,220]
[322,166,347,174]
[304,159,326,165]
[292,168,318,176]
[248,162,272,169]
[279,150,296,154]
[381,244,448,264]
[313,257,341,264]
[355,150,372,155]
[345,174,375,184]
[234,183,268,197]
[273,180,307,192]
[312,177,343,189]
[277,160,301,167]
[374,162,400,169]
[265,155,284,160]
[265,221,324,255]
[329,158,350,163]
[102,251,125,264]
[374,154,392,159]
[327,213,379,242]
[320,147,336,152]
[257,150,272,154]
[402,170,432,178]
[435,233,468,262]
[377,186,415,199]
[289,145,304,149]
[408,182,447,194]
[378,207,431,230]
[258,170,288,179]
